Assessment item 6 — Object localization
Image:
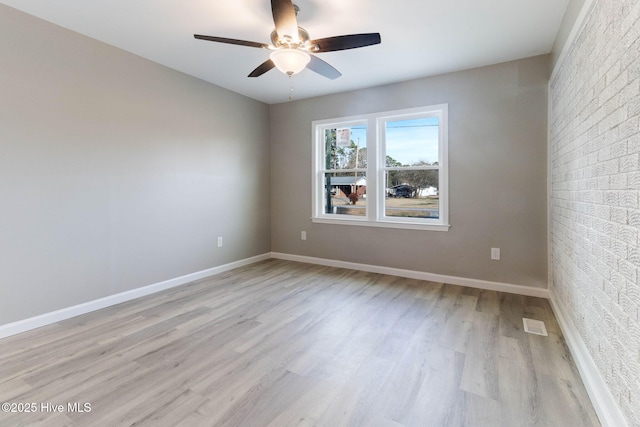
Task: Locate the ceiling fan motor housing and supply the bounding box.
[270,28,318,51]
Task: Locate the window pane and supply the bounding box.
[385,117,438,166]
[385,170,439,219]
[324,125,367,170]
[322,172,367,216]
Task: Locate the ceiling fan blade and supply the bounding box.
[271,0,299,41]
[194,34,270,49]
[307,55,342,80]
[311,33,381,52]
[248,59,276,77]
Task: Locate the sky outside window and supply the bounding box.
[386,117,439,165]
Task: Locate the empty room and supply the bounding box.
[0,0,638,426]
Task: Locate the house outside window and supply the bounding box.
[312,105,449,231]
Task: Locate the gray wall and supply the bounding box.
[271,56,549,288]
[0,5,271,325]
[550,0,640,424]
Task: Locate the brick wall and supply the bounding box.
[550,0,640,425]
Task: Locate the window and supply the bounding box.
[312,105,449,231]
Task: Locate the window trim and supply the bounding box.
[312,105,450,231]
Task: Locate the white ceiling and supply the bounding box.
[1,0,569,104]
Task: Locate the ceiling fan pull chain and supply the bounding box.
[289,75,294,101]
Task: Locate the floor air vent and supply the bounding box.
[523,318,548,336]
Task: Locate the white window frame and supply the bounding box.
[312,104,449,231]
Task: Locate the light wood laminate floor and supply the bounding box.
[0,259,599,426]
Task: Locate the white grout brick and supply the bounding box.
[611,174,629,190]
[611,206,629,224]
[629,209,640,227]
[550,0,640,424]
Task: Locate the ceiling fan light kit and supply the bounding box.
[194,0,381,79]
[270,48,310,75]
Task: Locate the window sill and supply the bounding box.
[311,217,451,232]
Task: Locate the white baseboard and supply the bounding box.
[0,251,549,340]
[0,253,271,340]
[548,289,628,427]
[271,252,550,298]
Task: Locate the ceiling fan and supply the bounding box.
[194,0,381,79]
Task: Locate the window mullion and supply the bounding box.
[365,118,377,222]
[376,117,386,221]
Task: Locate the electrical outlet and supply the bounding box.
[491,247,500,260]
[217,237,223,248]
[301,231,307,241]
